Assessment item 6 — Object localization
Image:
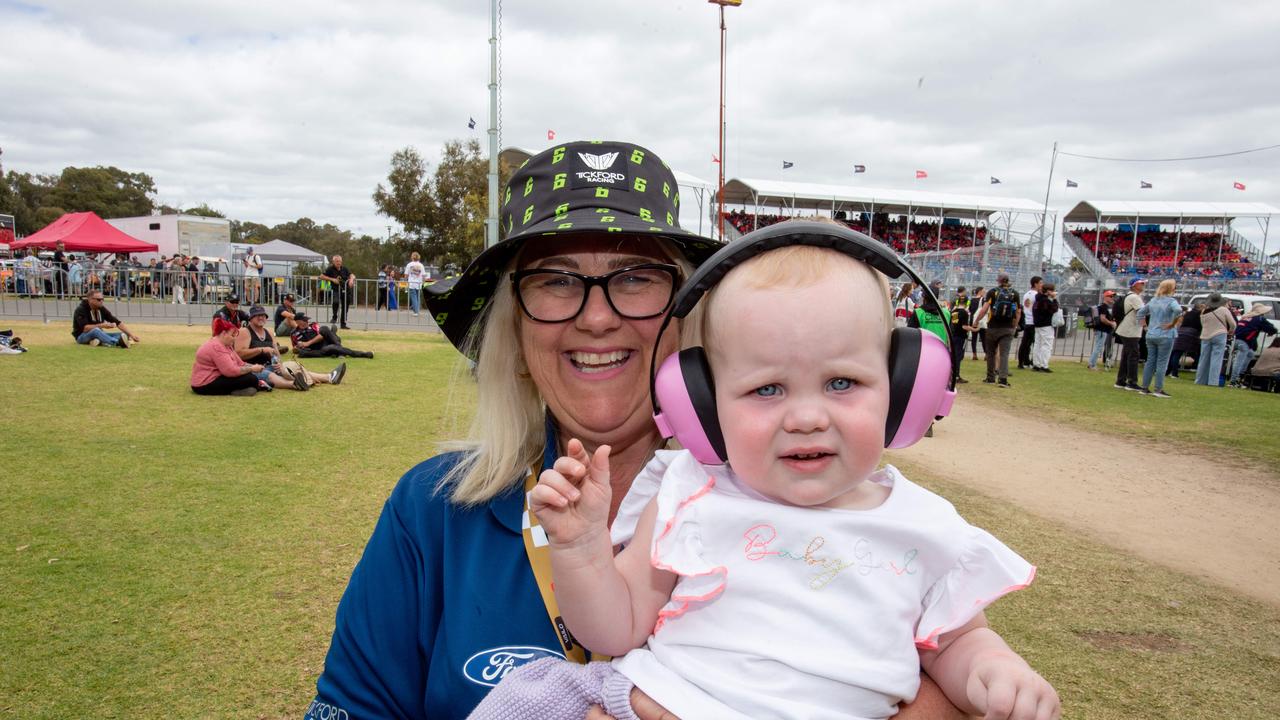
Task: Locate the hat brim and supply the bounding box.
[426,217,719,358]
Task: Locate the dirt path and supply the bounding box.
[886,398,1280,607]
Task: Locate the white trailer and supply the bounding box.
[106,214,231,261]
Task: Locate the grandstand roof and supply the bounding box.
[1063,200,1280,225]
[720,178,1047,219]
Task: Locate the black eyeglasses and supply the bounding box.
[511,263,680,323]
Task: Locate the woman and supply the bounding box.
[375,265,389,311]
[405,251,428,316]
[306,142,967,720]
[1135,279,1181,397]
[1195,292,1236,386]
[190,317,265,396]
[1168,300,1202,378]
[893,282,915,328]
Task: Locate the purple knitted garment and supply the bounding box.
[467,658,638,720]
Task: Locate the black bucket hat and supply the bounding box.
[426,140,720,356]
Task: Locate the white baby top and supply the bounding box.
[610,450,1035,720]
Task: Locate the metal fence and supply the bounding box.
[0,268,446,332]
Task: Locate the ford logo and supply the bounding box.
[462,645,565,687]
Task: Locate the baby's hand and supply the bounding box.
[966,653,1060,720]
[529,438,612,548]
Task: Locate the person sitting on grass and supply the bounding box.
[71,290,140,348]
[274,293,300,336]
[290,312,374,359]
[1246,336,1280,387]
[236,306,347,390]
[212,294,250,330]
[191,317,268,397]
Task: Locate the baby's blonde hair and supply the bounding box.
[699,243,893,353]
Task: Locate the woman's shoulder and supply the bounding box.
[385,451,473,519]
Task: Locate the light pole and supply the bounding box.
[709,0,741,242]
[485,0,501,248]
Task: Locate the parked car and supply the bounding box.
[1186,292,1280,350]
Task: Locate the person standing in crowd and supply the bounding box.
[1113,277,1146,391]
[291,312,374,359]
[405,251,427,317]
[1169,300,1202,379]
[71,290,140,348]
[191,317,265,396]
[52,241,69,298]
[274,293,299,336]
[948,287,973,384]
[1016,275,1042,370]
[305,141,968,720]
[375,265,390,311]
[69,255,86,297]
[1087,290,1117,370]
[242,247,264,305]
[968,285,985,360]
[1136,279,1182,397]
[1030,282,1059,372]
[973,273,1021,387]
[1196,292,1236,386]
[1228,303,1277,387]
[212,294,250,329]
[892,282,915,328]
[321,255,355,329]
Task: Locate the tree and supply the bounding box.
[45,166,156,219]
[182,203,225,218]
[373,139,492,268]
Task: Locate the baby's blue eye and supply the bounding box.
[827,377,854,391]
[754,384,781,397]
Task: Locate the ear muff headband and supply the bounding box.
[649,221,955,411]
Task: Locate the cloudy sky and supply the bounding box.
[3,0,1278,252]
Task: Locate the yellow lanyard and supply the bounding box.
[522,469,608,664]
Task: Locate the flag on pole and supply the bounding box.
[1065,179,1078,188]
[1233,181,1247,191]
[1140,180,1152,189]
[712,154,721,164]
[782,161,794,169]
[854,164,866,174]
[468,117,476,129]
[547,129,556,141]
[915,170,928,179]
[990,177,1001,185]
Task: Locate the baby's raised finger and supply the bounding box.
[566,437,592,465]
[552,455,586,482]
[537,470,582,503]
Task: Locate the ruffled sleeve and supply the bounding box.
[609,449,683,547]
[649,456,729,633]
[914,527,1035,650]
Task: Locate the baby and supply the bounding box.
[472,231,1060,720]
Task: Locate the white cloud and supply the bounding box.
[2,0,1277,249]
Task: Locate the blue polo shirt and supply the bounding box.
[307,436,565,720]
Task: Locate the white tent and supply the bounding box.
[254,239,326,264]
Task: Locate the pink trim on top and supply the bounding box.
[913,566,1037,651]
[650,474,728,633]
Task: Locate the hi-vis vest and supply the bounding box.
[914,307,950,344]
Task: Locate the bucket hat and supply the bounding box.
[1204,292,1227,310]
[425,140,720,356]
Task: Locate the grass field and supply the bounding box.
[2,320,1278,719]
[953,354,1279,468]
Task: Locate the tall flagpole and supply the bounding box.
[485,0,500,248]
[710,1,741,241]
[1039,141,1058,272]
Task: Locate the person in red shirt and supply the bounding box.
[190,317,266,396]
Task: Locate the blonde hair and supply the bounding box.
[702,244,892,351]
[1155,279,1176,296]
[411,251,421,262]
[440,238,694,506]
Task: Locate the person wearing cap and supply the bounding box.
[1087,290,1118,371]
[290,312,374,359]
[274,293,299,336]
[242,247,264,305]
[235,306,344,390]
[190,317,265,396]
[972,273,1021,387]
[1135,279,1182,397]
[213,294,250,331]
[1195,292,1235,386]
[1112,277,1146,391]
[306,141,970,720]
[1228,303,1277,387]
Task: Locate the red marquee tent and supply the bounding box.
[9,212,159,254]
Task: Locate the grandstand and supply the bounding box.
[715,178,1053,289]
[1062,201,1280,292]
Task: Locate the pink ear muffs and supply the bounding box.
[649,220,959,462]
[652,348,726,464]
